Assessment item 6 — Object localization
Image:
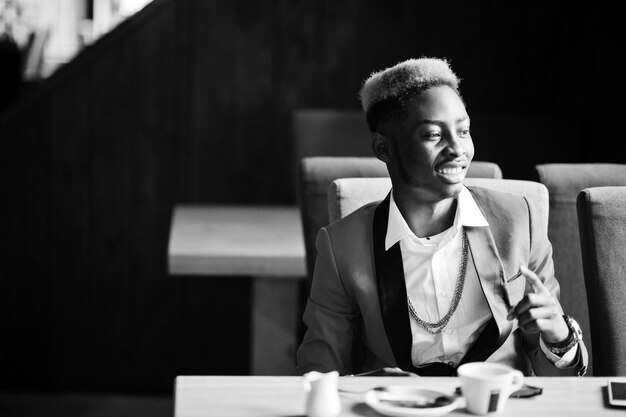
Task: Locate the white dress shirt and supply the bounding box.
[386,187,491,367]
[386,187,577,368]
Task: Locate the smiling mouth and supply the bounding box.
[436,166,465,176]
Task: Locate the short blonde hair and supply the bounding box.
[359,57,461,132]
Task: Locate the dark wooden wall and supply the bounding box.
[1,0,625,393]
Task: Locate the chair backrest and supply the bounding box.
[535,163,626,375]
[298,157,388,288]
[577,186,626,376]
[298,156,504,287]
[328,178,548,235]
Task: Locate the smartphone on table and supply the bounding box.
[608,378,626,407]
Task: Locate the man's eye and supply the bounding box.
[425,132,441,139]
[458,128,470,137]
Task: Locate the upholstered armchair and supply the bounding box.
[535,163,626,374]
[577,186,626,376]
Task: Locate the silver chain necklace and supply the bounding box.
[406,228,468,335]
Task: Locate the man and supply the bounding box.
[295,57,588,376]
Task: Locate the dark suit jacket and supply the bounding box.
[296,186,588,376]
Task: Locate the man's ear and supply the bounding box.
[371,132,391,163]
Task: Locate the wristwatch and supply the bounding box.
[544,315,583,356]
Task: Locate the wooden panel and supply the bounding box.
[0,96,53,390]
[125,1,186,391]
[188,0,293,204]
[46,69,92,390]
[86,38,132,391]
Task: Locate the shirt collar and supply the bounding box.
[385,186,489,250]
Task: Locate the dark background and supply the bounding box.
[1,0,625,394]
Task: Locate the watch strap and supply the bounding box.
[545,315,582,356]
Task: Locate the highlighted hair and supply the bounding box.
[359,57,461,132]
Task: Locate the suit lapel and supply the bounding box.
[463,225,514,361]
[373,194,414,370]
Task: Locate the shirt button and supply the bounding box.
[444,329,452,335]
[447,361,455,366]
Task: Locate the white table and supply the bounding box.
[168,205,307,375]
[174,375,625,417]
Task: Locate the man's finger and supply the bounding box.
[516,306,553,327]
[506,293,547,320]
[519,265,551,296]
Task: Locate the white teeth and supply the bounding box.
[438,167,463,175]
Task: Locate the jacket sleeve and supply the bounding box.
[294,227,361,375]
[522,197,588,376]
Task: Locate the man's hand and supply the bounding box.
[506,265,569,344]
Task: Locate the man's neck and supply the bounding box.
[393,191,458,238]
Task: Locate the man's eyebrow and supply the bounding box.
[415,119,441,127]
[415,116,470,127]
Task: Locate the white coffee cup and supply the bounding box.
[457,362,524,415]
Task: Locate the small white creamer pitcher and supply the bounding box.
[302,370,341,417]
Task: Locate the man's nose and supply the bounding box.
[444,133,466,156]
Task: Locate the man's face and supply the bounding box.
[386,85,474,202]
